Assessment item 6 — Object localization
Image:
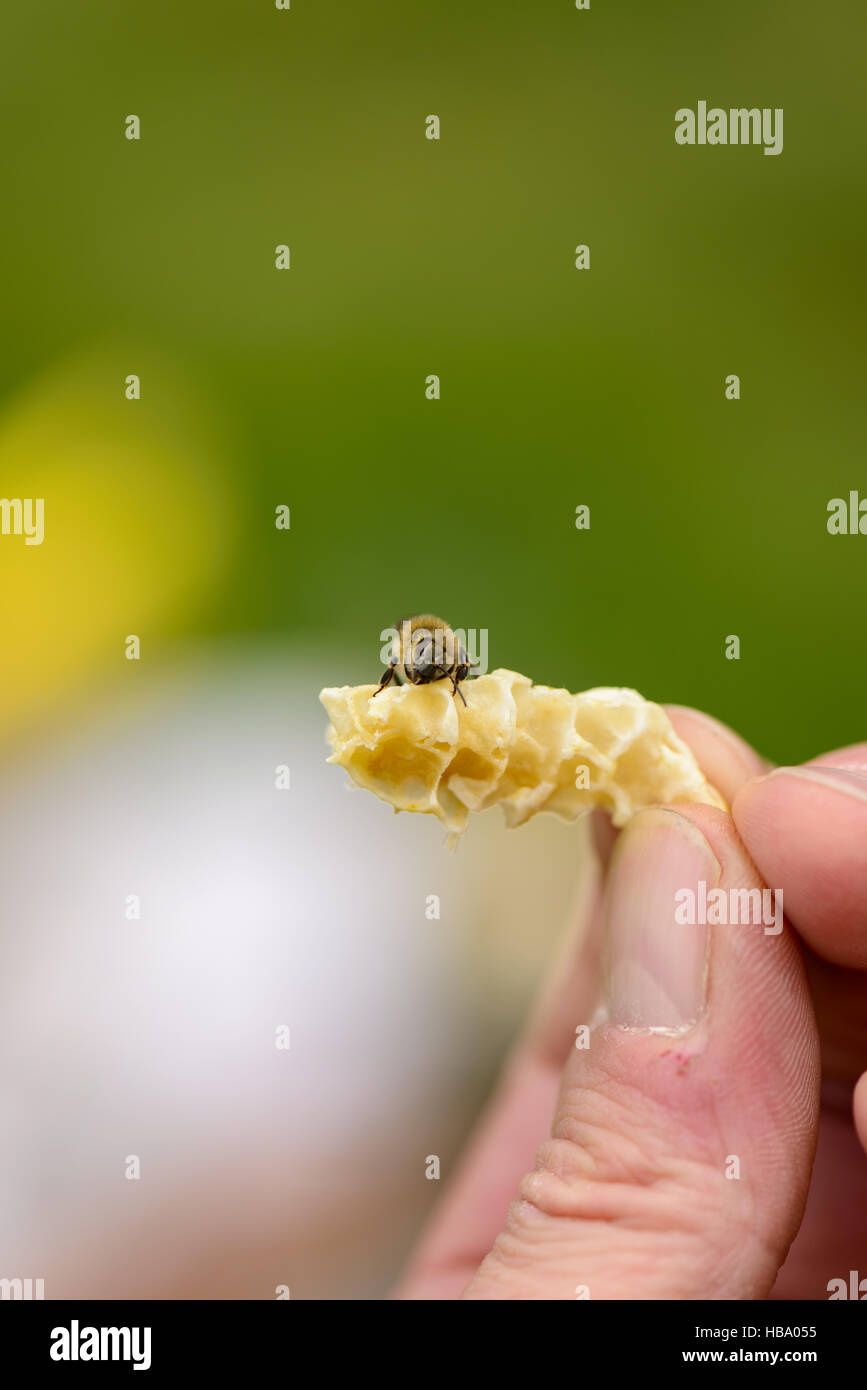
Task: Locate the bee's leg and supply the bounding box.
[372,665,396,697]
[439,667,467,707]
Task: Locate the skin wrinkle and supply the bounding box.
[551,1068,767,1247]
[521,1163,728,1233]
[537,1120,672,1189]
[525,1020,795,1283]
[472,1192,771,1301]
[466,1185,767,1299]
[553,1078,714,1181]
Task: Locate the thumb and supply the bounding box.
[463,806,819,1300]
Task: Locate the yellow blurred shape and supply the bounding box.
[0,353,232,743]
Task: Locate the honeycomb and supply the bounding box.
[320,669,726,839]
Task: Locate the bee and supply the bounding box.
[373,614,476,706]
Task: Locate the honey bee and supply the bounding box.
[373,614,476,706]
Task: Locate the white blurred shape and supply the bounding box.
[0,646,580,1296]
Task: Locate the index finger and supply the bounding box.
[732,754,867,970]
[591,706,770,870]
[664,705,772,806]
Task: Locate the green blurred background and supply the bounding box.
[2,0,865,756]
[2,0,865,1303]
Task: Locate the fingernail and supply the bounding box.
[605,808,721,1032]
[757,766,867,806]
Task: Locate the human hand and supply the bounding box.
[396,711,867,1299]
